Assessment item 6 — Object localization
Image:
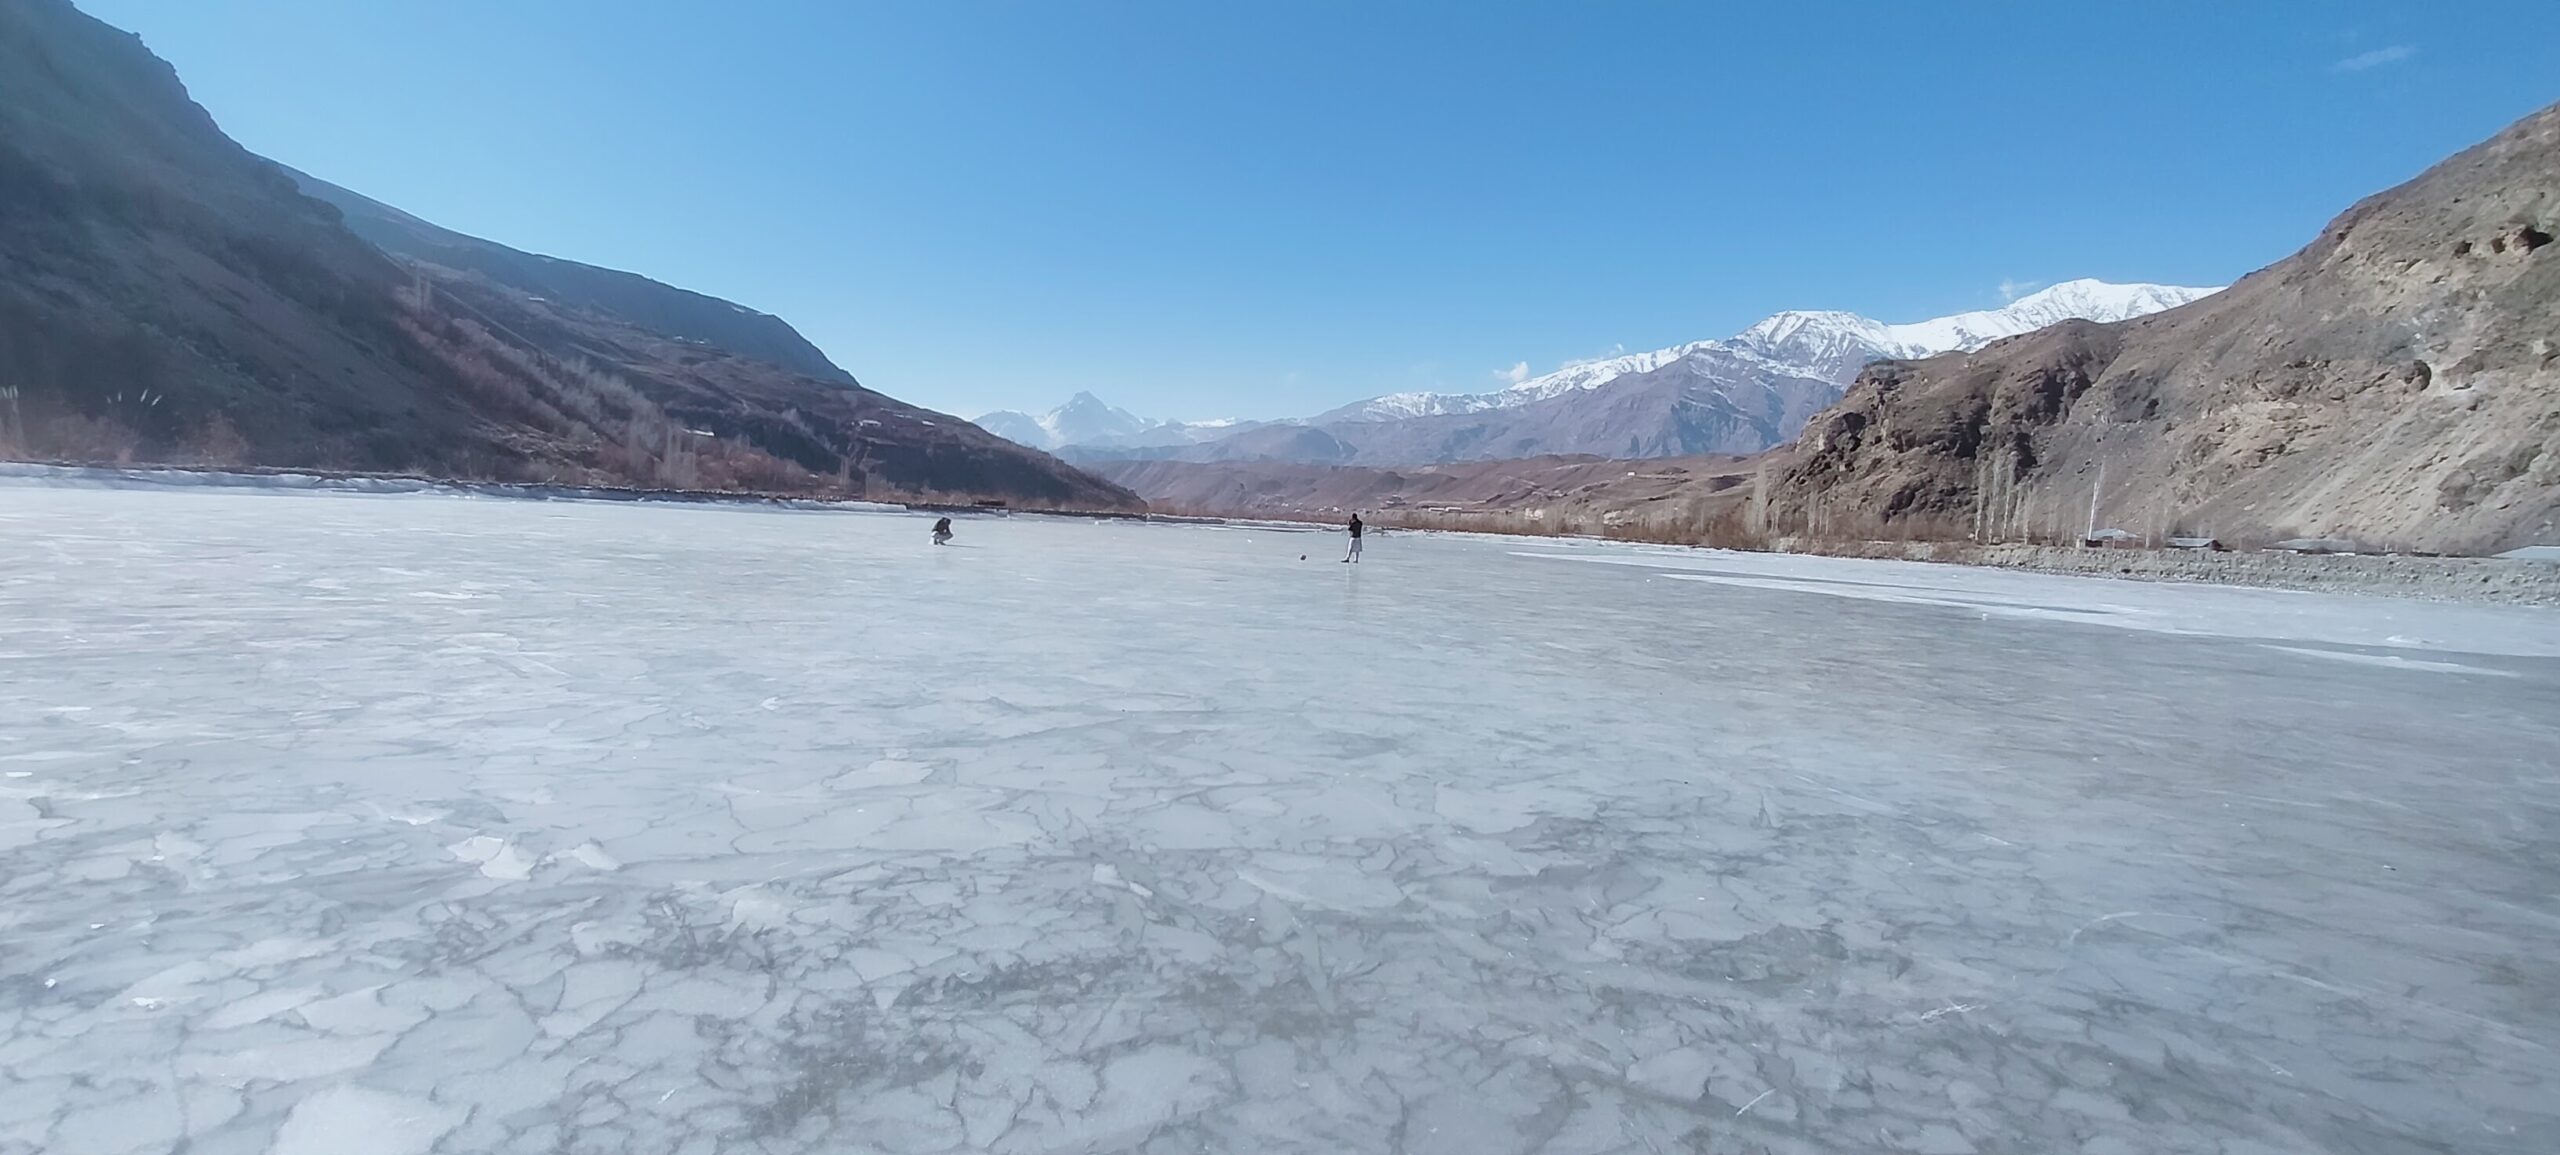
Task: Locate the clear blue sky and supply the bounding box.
[76,1,2559,422]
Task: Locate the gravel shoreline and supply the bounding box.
[1868,542,2560,606]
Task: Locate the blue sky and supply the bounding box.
[77,1,2558,421]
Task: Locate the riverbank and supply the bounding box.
[1804,539,2560,607]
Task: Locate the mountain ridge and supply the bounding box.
[974,391,1261,453]
[1022,279,2215,469]
[282,165,861,387]
[1319,279,2220,424]
[0,0,1137,509]
[980,280,2214,470]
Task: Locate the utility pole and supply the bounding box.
[2086,459,2104,538]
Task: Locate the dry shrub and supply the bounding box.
[188,412,253,465]
[39,413,141,464]
[0,386,23,456]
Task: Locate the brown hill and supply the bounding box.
[0,0,1135,509]
[1767,101,2560,553]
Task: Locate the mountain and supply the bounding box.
[1317,345,1714,423]
[973,391,1151,450]
[1316,280,2219,425]
[975,392,1266,452]
[970,409,1060,450]
[1764,100,2560,553]
[282,166,857,386]
[1129,346,1834,466]
[0,0,1135,509]
[1087,280,2214,469]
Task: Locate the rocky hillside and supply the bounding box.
[1768,101,2560,554]
[0,0,1135,509]
[974,392,1269,454]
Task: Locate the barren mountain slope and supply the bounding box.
[407,267,1141,507]
[285,166,858,386]
[0,0,1135,509]
[0,0,481,471]
[1770,101,2560,553]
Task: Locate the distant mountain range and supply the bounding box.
[979,280,2217,468]
[0,0,1136,509]
[1317,280,2218,424]
[973,392,1265,454]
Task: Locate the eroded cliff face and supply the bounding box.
[1769,102,2560,553]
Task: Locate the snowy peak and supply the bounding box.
[1045,392,1153,446]
[1318,342,1716,423]
[1864,279,2220,357]
[973,392,1152,450]
[986,281,2220,454]
[1735,310,1886,348]
[2000,278,2214,327]
[1328,279,2221,424]
[1724,312,1903,383]
[969,410,1056,449]
[975,394,1258,452]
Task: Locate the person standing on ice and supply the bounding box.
[931,516,953,545]
[1341,512,1364,563]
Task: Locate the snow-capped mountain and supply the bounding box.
[996,280,2219,468]
[972,392,1155,451]
[974,393,1258,453]
[1318,280,2220,424]
[1316,343,1718,422]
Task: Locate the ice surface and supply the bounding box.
[3,481,2558,1154]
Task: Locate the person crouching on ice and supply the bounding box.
[932,516,953,545]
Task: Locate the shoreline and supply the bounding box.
[1765,539,2560,607]
[0,461,1145,518]
[13,462,2555,606]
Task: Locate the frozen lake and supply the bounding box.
[4,482,2557,1155]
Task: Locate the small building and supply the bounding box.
[2081,528,2140,549]
[2166,536,2225,551]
